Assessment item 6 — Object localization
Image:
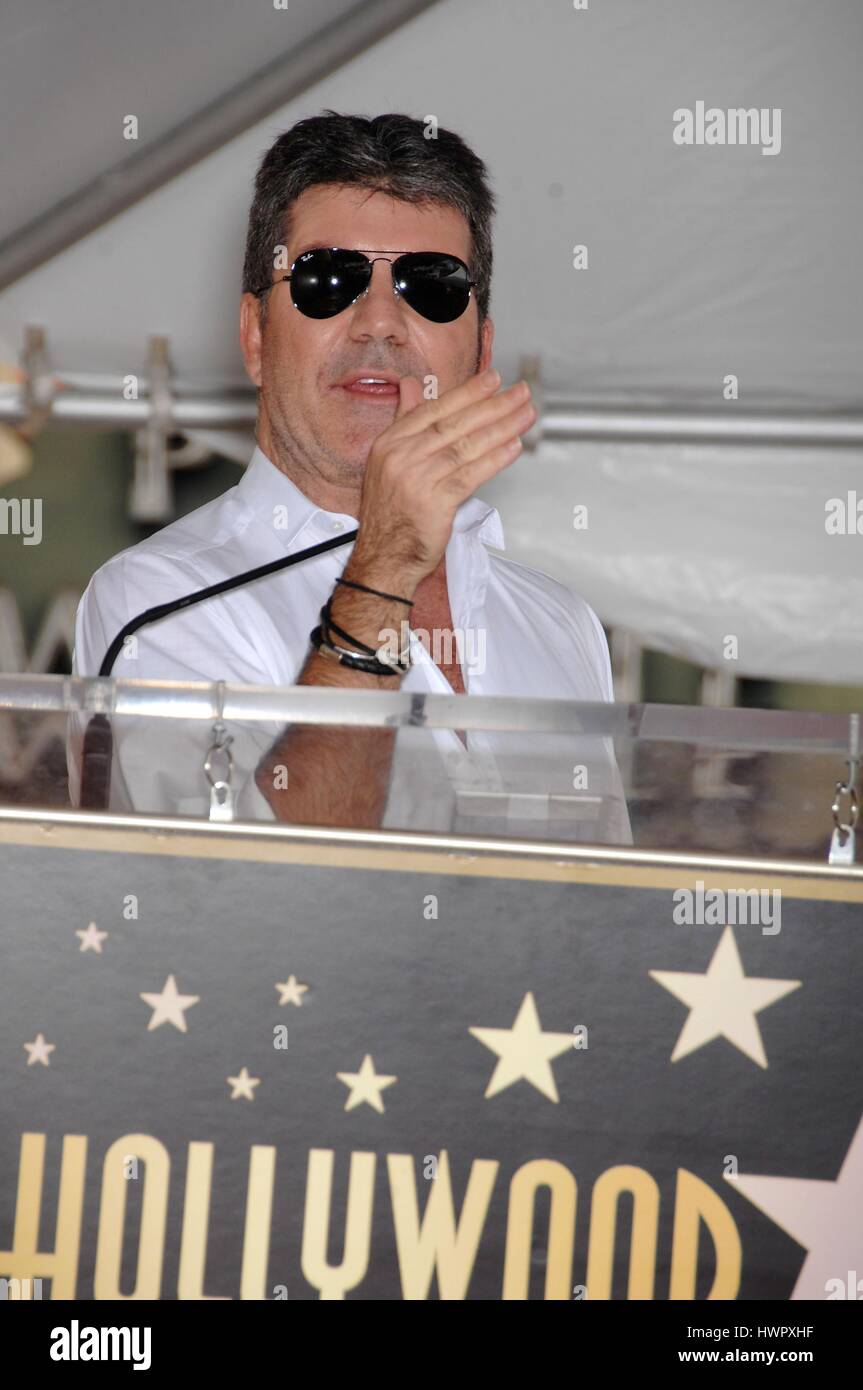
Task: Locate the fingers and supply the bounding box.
[433,435,525,502]
[415,390,535,489]
[434,380,533,455]
[430,392,536,474]
[394,380,534,474]
[395,375,424,420]
[392,367,504,439]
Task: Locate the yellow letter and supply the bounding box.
[586,1165,659,1299]
[503,1159,576,1299]
[241,1146,276,1299]
[669,1169,741,1299]
[387,1149,497,1300]
[0,1134,86,1298]
[301,1150,375,1300]
[94,1135,168,1299]
[177,1143,230,1300]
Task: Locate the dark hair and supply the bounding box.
[242,110,495,325]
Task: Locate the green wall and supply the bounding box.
[0,428,240,656]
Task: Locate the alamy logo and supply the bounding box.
[50,1320,151,1370]
[673,102,781,156]
[825,491,863,535]
[378,621,487,675]
[673,880,781,935]
[0,497,42,545]
[0,1277,42,1298]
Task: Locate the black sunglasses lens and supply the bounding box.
[395,254,472,323]
[291,249,370,318]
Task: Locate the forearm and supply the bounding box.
[254,568,414,828]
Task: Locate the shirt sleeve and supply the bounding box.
[586,604,616,703]
[67,550,277,821]
[579,596,634,846]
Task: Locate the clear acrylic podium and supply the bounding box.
[0,672,859,864]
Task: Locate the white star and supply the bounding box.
[139,975,200,1032]
[227,1067,260,1101]
[23,1033,55,1067]
[76,921,108,953]
[275,975,308,1007]
[650,925,800,1067]
[726,1113,863,1299]
[469,992,573,1102]
[337,1055,397,1113]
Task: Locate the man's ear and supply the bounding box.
[239,293,263,387]
[478,314,495,373]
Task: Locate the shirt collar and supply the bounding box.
[238,444,505,552]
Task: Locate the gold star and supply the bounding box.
[227,1067,260,1101]
[337,1054,397,1113]
[650,925,800,1067]
[139,975,200,1032]
[76,921,108,953]
[469,992,573,1102]
[275,975,308,1007]
[23,1033,55,1067]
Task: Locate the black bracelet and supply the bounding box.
[335,576,414,606]
[321,598,379,657]
[323,609,411,672]
[319,599,412,671]
[310,625,404,676]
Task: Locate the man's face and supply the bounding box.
[240,183,494,508]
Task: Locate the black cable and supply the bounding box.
[79,529,358,810]
[97,529,358,676]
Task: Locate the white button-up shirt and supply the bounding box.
[68,446,630,841]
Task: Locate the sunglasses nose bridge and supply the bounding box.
[351,256,407,314]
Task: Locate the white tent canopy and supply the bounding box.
[1,0,861,683]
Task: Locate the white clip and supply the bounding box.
[130,335,174,522]
[205,725,234,822]
[829,826,855,866]
[829,779,858,865]
[204,682,234,822]
[20,325,55,438]
[208,775,235,823]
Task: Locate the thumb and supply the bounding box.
[396,374,423,420]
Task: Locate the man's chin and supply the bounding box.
[330,411,397,457]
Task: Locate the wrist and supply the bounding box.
[325,586,412,665]
[342,553,423,603]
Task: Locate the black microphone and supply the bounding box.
[78,529,358,811]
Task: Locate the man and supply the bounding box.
[68,111,628,840]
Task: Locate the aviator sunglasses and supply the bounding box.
[252,247,476,323]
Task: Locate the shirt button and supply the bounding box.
[331,520,344,532]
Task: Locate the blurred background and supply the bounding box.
[0,0,861,852]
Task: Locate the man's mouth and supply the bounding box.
[334,374,401,400]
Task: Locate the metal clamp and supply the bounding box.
[19,325,56,438]
[130,336,174,522]
[204,681,235,821]
[829,775,858,865]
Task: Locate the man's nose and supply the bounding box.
[348,258,409,340]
